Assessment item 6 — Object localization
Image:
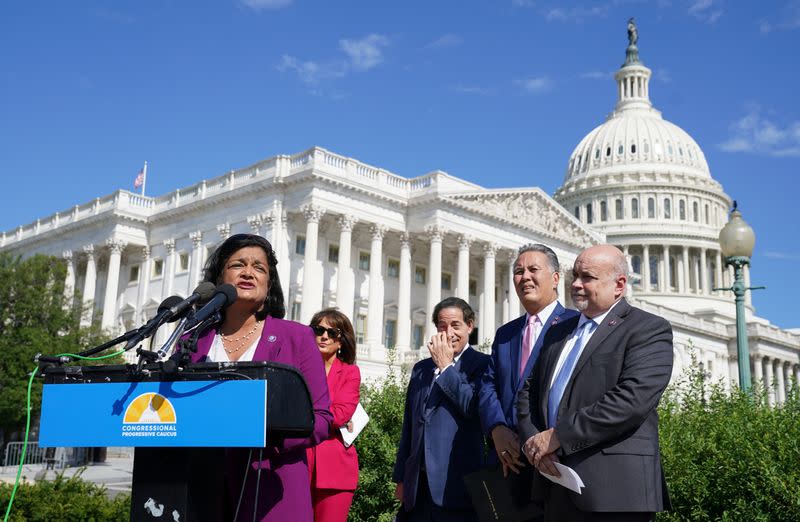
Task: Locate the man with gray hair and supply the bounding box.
[517,245,673,521]
[478,243,578,483]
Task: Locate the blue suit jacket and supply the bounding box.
[393,347,491,510]
[479,302,578,443]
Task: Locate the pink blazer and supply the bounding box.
[307,358,361,491]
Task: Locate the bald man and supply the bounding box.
[516,245,673,522]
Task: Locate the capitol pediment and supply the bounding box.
[443,189,599,248]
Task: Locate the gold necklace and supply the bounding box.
[221,320,262,354]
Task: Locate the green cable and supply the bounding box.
[3,349,125,522]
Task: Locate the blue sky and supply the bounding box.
[1,1,798,329]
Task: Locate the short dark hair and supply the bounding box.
[309,308,357,365]
[516,243,560,273]
[431,297,475,326]
[202,233,285,319]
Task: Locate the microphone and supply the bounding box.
[184,283,238,331]
[165,282,216,320]
[124,295,184,351]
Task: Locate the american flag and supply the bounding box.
[134,164,146,189]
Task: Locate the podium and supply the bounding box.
[39,361,314,521]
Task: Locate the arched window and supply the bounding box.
[705,204,710,224]
[595,148,600,160]
[647,197,655,218]
[668,143,674,155]
[586,203,594,224]
[615,199,623,219]
[664,198,671,219]
[618,143,624,155]
[600,201,608,221]
[631,255,642,277]
[693,201,699,222]
[631,198,639,219]
[679,200,686,220]
[574,206,580,219]
[631,143,637,154]
[649,255,659,288]
[606,146,611,157]
[643,141,650,154]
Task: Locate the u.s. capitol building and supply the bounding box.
[4,28,798,403]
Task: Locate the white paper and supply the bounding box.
[339,402,369,447]
[539,462,585,494]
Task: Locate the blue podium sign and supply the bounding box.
[39,380,267,447]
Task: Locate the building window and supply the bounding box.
[586,204,593,224]
[643,142,650,154]
[441,272,452,290]
[290,302,301,321]
[650,255,659,288]
[615,199,623,219]
[600,201,608,222]
[692,202,699,222]
[387,259,400,279]
[413,325,424,350]
[384,319,397,348]
[705,204,710,224]
[631,198,639,219]
[355,315,367,344]
[178,252,189,272]
[618,143,624,155]
[359,252,370,271]
[631,255,642,276]
[606,146,611,157]
[152,259,163,278]
[654,141,663,156]
[647,198,655,218]
[664,198,671,219]
[679,200,686,220]
[574,206,580,219]
[594,148,600,159]
[415,266,426,285]
[295,235,306,255]
[328,244,339,263]
[631,143,637,154]
[129,265,140,284]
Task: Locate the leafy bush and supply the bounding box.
[658,362,800,521]
[0,471,130,521]
[349,348,406,522]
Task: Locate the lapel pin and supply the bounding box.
[608,320,617,326]
[267,335,277,342]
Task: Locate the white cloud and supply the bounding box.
[545,5,609,22]
[515,76,553,93]
[426,34,462,49]
[580,71,612,80]
[688,0,723,24]
[339,34,389,71]
[276,55,346,85]
[241,0,292,10]
[719,106,800,157]
[453,84,492,95]
[758,1,800,33]
[654,68,672,83]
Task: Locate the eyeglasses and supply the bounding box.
[311,325,341,339]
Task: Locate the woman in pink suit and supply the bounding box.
[306,308,361,522]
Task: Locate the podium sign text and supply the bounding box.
[39,379,267,447]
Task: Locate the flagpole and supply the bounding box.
[141,161,147,196]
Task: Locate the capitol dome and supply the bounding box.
[554,20,742,318]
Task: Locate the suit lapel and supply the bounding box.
[539,317,578,422]
[508,315,526,390]
[570,299,630,380]
[426,347,474,410]
[518,303,567,390]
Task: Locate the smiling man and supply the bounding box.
[393,297,490,522]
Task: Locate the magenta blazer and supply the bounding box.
[307,357,361,491]
[190,315,333,522]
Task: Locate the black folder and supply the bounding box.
[463,465,542,522]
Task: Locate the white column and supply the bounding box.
[642,244,650,293]
[247,214,263,236]
[795,365,800,389]
[189,231,204,290]
[715,250,724,293]
[700,248,708,295]
[508,252,520,317]
[744,264,752,306]
[162,239,176,299]
[692,252,700,294]
[81,245,97,326]
[397,233,412,352]
[62,250,75,308]
[680,246,689,293]
[335,215,357,320]
[663,245,671,292]
[753,355,764,387]
[456,235,472,301]
[776,361,786,405]
[101,239,126,331]
[136,246,152,323]
[482,243,497,345]
[425,226,444,341]
[300,205,324,324]
[366,224,386,348]
[764,357,775,406]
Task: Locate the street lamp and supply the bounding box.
[717,201,762,393]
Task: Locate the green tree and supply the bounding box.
[0,253,108,445]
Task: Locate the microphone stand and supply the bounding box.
[36,327,148,369]
[172,311,223,370]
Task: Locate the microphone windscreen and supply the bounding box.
[158,295,184,312]
[194,282,217,304]
[217,283,238,307]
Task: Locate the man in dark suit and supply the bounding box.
[393,297,491,522]
[479,244,578,477]
[517,245,673,521]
